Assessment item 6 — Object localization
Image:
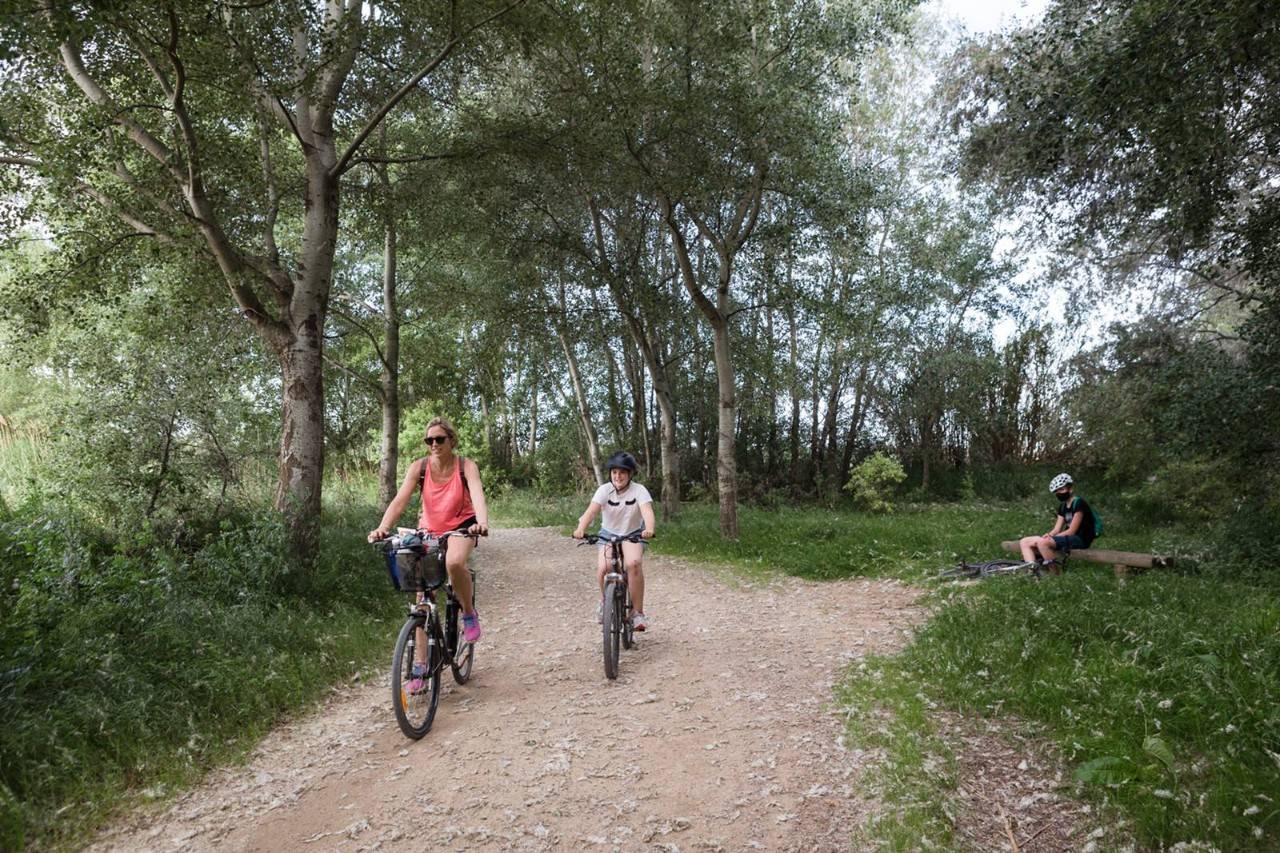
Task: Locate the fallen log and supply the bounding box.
[1000,541,1174,577]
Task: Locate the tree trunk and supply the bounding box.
[662,199,742,538]
[273,145,340,560]
[710,316,739,538]
[559,330,604,484]
[527,382,538,455]
[808,337,825,468]
[377,206,400,507]
[838,362,872,481]
[788,299,800,474]
[605,284,680,518]
[479,393,493,450]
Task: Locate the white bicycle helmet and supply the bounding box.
[1048,473,1073,493]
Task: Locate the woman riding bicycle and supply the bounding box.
[368,416,489,646]
[572,451,656,631]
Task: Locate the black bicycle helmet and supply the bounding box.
[605,450,638,473]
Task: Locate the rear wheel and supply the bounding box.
[445,597,475,685]
[602,581,621,680]
[451,629,475,685]
[392,614,440,739]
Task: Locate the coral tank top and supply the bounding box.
[417,456,475,534]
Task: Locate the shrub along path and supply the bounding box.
[85,527,1096,851]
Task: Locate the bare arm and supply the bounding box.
[463,457,489,535]
[368,460,421,541]
[1062,508,1083,537]
[639,501,656,538]
[1044,514,1065,538]
[574,502,602,538]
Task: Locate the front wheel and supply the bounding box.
[392,614,440,739]
[621,587,634,650]
[980,559,1038,578]
[602,581,621,680]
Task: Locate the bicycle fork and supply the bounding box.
[410,595,439,671]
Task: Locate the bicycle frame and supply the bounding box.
[376,529,479,739]
[579,531,644,678]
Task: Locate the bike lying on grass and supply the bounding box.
[374,529,480,739]
[936,557,1046,581]
[578,531,647,680]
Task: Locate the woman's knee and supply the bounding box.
[625,558,643,574]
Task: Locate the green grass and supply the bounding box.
[0,502,401,851]
[834,658,960,848]
[643,498,1155,583]
[840,572,1280,848]
[489,490,582,528]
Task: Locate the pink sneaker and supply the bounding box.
[461,613,482,643]
[405,662,430,694]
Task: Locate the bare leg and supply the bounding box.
[596,547,609,599]
[445,536,476,613]
[1019,535,1045,562]
[415,591,428,665]
[1037,536,1061,574]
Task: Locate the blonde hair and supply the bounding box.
[424,416,458,447]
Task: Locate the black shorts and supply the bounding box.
[455,517,478,545]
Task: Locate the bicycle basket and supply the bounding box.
[388,544,447,592]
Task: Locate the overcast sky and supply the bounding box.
[930,0,1049,34]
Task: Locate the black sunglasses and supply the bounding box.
[424,435,450,446]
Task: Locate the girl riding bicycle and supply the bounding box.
[369,416,489,655]
[572,451,656,631]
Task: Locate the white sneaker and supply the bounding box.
[631,612,648,632]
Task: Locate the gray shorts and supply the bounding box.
[598,527,648,549]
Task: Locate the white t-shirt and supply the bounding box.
[591,481,653,534]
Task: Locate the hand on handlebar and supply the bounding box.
[467,522,489,537]
[368,527,391,544]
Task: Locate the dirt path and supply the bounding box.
[89,527,923,852]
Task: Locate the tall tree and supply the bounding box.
[2,1,523,560]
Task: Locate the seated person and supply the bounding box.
[1019,473,1098,575]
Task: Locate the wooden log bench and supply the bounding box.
[1000,541,1175,578]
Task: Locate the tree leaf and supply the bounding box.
[1074,755,1131,785]
[1143,735,1175,771]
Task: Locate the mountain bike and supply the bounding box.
[936,557,1044,581]
[374,529,479,739]
[579,531,646,680]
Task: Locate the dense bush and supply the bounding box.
[844,451,907,512]
[0,499,395,849]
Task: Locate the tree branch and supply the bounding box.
[322,351,383,395]
[76,182,182,246]
[257,111,282,264]
[54,24,185,183]
[331,0,529,177]
[316,0,363,126]
[330,301,391,373]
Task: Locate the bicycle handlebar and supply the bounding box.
[576,531,650,546]
[372,529,484,551]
